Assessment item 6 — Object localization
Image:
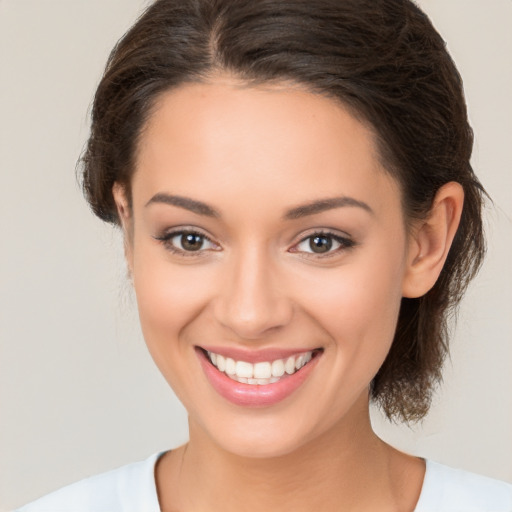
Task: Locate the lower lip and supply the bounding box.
[196,348,321,407]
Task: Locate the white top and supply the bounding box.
[15,453,512,512]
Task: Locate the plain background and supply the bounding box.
[1,0,511,509]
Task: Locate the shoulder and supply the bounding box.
[14,453,162,512]
[415,460,512,512]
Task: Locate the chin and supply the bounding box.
[192,407,334,460]
[214,428,307,459]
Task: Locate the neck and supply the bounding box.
[156,396,424,512]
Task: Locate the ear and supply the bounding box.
[402,182,464,298]
[112,182,134,274]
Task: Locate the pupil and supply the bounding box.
[310,235,332,253]
[182,233,203,251]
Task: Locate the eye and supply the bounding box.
[293,232,355,256]
[172,232,211,252]
[155,230,219,255]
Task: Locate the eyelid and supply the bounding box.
[289,229,356,257]
[153,227,221,256]
[153,226,355,258]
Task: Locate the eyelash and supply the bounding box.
[291,231,356,258]
[154,229,219,257]
[154,229,356,258]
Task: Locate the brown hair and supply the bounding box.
[81,0,486,422]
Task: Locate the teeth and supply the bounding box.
[216,354,226,372]
[235,361,253,379]
[253,362,271,379]
[271,359,285,377]
[206,350,315,385]
[284,356,296,375]
[225,357,236,375]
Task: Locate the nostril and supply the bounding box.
[215,301,294,340]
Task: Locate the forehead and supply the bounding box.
[133,80,401,218]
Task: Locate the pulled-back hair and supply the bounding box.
[81,0,486,422]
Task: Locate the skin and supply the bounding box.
[113,78,464,512]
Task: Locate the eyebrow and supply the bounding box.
[145,193,373,219]
[145,193,220,217]
[284,196,374,219]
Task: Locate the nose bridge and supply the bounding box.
[214,244,292,339]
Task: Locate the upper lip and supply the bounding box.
[197,345,322,363]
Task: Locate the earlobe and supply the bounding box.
[112,182,134,274]
[402,182,464,298]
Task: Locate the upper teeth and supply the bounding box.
[207,350,313,385]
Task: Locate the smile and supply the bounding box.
[197,347,323,407]
[206,350,314,385]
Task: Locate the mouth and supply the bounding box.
[196,346,323,406]
[204,348,320,385]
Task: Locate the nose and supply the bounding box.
[213,247,293,340]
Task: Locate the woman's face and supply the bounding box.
[119,80,414,458]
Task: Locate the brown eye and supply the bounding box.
[155,230,218,255]
[309,235,333,253]
[293,232,355,256]
[179,233,205,251]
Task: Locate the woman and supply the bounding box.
[15,0,512,510]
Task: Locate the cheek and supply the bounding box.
[131,247,214,358]
[295,249,405,366]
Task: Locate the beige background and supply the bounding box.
[1,0,511,509]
